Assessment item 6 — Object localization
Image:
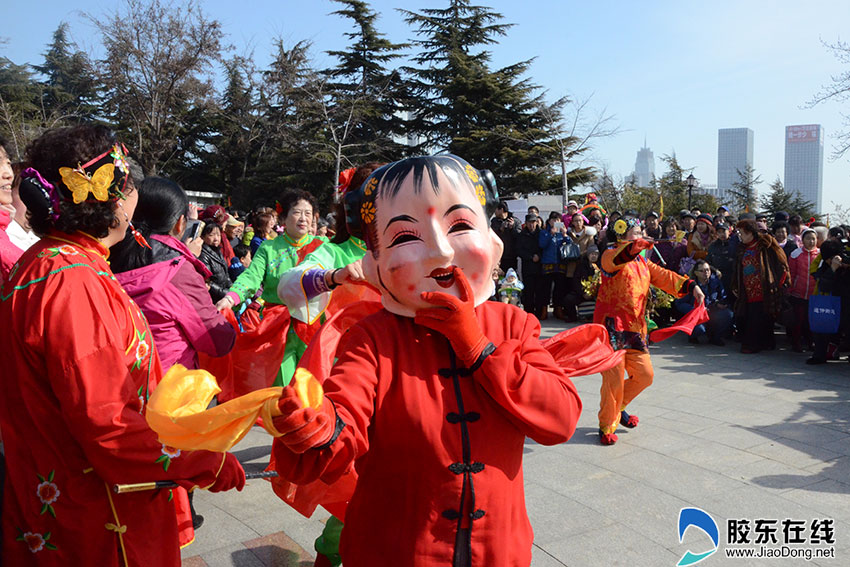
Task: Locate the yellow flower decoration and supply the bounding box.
[59,163,116,204]
[364,177,378,196]
[613,218,628,236]
[361,201,376,225]
[465,164,480,184]
[474,183,487,207]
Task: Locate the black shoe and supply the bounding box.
[192,513,205,530]
[709,337,725,346]
[806,357,827,365]
[688,335,700,344]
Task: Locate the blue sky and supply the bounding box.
[4,0,850,213]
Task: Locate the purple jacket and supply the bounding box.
[115,235,236,371]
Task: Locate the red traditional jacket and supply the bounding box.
[273,301,582,567]
[0,232,224,567]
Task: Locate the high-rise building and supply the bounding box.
[784,124,824,213]
[632,139,655,187]
[717,128,754,203]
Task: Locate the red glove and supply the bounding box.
[208,452,246,493]
[272,386,337,454]
[414,266,491,365]
[629,238,654,254]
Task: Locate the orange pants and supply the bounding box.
[598,349,654,434]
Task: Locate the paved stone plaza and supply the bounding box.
[182,318,850,566]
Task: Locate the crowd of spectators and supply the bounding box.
[494,200,850,363]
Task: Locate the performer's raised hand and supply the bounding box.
[629,238,655,254]
[414,266,492,365]
[272,386,337,454]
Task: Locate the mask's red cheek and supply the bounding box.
[407,284,416,292]
[427,207,435,216]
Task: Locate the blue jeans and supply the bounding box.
[673,298,733,339]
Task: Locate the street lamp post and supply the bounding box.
[686,174,697,210]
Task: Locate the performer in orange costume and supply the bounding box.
[595,217,704,445]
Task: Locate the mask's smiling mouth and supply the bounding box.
[429,266,455,288]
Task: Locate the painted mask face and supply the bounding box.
[361,161,503,317]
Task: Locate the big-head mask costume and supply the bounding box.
[344,155,502,317]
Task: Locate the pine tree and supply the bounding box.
[728,165,762,214]
[0,57,42,159]
[760,177,817,221]
[32,23,99,122]
[322,0,409,176]
[401,0,561,194]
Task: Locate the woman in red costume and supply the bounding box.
[0,125,245,566]
[595,217,704,445]
[270,155,583,566]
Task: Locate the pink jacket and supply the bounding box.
[115,235,236,370]
[788,246,819,300]
[0,209,24,281]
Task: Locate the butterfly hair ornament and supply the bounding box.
[58,143,131,204]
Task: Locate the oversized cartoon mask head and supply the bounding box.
[345,155,503,317]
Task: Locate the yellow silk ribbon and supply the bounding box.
[146,365,323,452]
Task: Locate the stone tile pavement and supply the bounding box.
[182,318,850,566]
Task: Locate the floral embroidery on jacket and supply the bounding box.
[37,245,80,259]
[155,444,181,471]
[131,329,150,371]
[16,530,57,552]
[36,470,60,517]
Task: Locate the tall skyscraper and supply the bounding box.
[633,139,655,187]
[717,128,754,203]
[784,124,824,213]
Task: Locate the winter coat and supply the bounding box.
[199,243,233,302]
[516,227,542,277]
[706,238,736,291]
[538,227,566,265]
[788,246,819,300]
[490,215,522,262]
[733,234,790,319]
[687,273,728,308]
[651,239,686,273]
[116,235,235,371]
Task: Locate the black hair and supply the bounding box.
[233,243,250,260]
[110,177,189,273]
[820,240,844,261]
[548,211,562,221]
[496,202,509,212]
[278,189,317,219]
[0,135,8,154]
[828,226,845,239]
[201,222,220,238]
[24,124,125,238]
[771,221,790,234]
